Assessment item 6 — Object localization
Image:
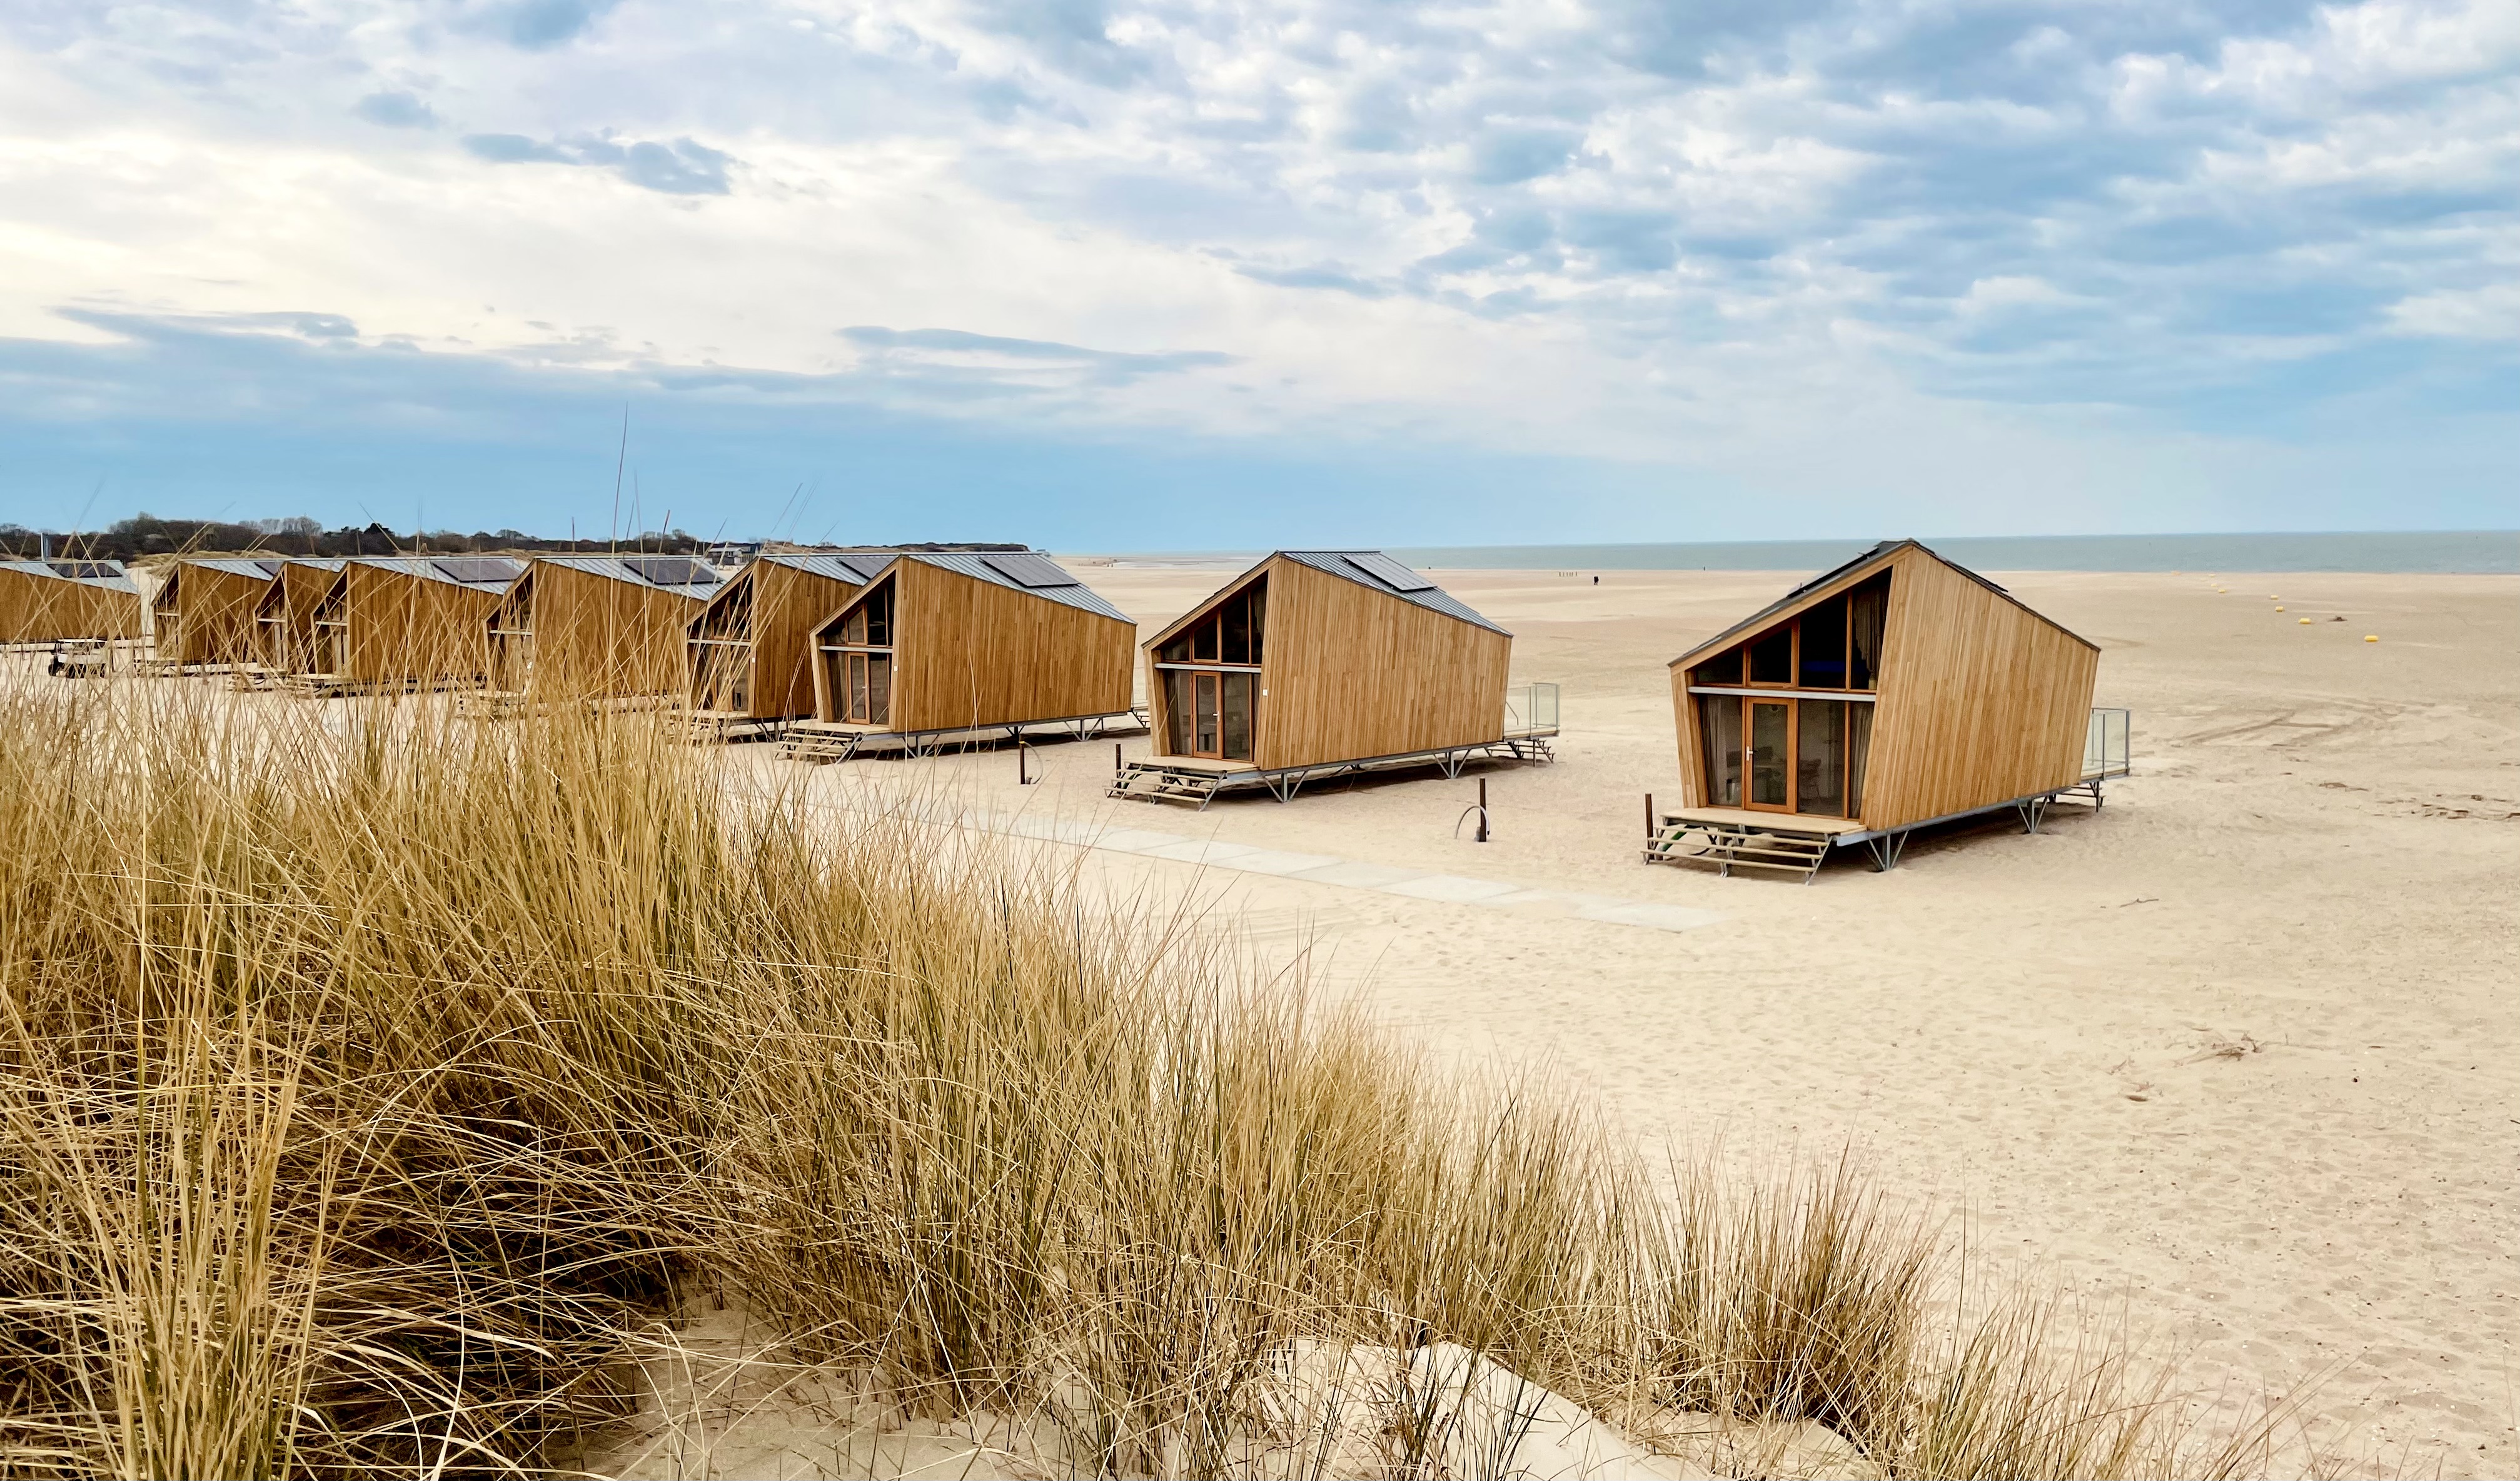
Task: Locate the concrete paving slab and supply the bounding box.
[1380,873,1527,905]
[1286,859,1425,889]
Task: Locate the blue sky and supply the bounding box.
[0,0,2512,547]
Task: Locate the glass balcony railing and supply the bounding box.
[2084,708,2131,780]
[1504,681,1560,737]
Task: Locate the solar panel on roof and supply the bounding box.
[980,552,1081,589]
[47,561,119,580]
[254,560,290,576]
[829,554,892,583]
[1339,551,1436,593]
[431,558,524,584]
[620,556,716,588]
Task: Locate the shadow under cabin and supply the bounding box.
[1109,551,1559,806]
[1649,539,2130,882]
[293,556,528,695]
[784,551,1140,763]
[481,555,722,705]
[685,551,902,739]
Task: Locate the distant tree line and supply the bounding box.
[0,515,709,562]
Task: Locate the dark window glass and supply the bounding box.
[865,581,892,646]
[1221,672,1254,760]
[840,608,865,646]
[1798,597,1847,688]
[1748,628,1793,685]
[1848,703,1872,816]
[1849,575,1887,689]
[1191,615,1219,663]
[1159,633,1190,663]
[1164,670,1193,753]
[1797,699,1846,816]
[867,653,890,725]
[1749,701,1790,805]
[1693,648,1741,686]
[1222,593,1250,665]
[1700,695,1741,806]
[1246,580,1266,665]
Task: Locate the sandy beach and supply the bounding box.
[759,563,2519,1474]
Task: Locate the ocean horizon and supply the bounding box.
[1103,531,2518,575]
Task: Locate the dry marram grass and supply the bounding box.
[0,664,2304,1478]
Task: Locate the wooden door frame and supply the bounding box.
[1191,671,1222,758]
[1744,695,1796,813]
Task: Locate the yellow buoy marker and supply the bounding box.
[2365,635,2379,643]
[2299,617,2312,624]
[2275,606,2285,611]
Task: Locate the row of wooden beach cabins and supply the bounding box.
[3,543,2127,880]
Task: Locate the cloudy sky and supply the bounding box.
[1,0,2512,547]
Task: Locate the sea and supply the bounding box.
[1371,531,2520,575]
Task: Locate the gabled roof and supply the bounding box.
[183,557,291,580]
[760,551,904,585]
[338,555,529,594]
[535,554,723,595]
[1668,539,2096,670]
[1275,551,1512,637]
[879,551,1131,623]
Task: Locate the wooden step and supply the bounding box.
[1645,821,1833,882]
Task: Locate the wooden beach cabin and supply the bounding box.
[298,556,527,693]
[252,558,350,676]
[151,558,288,668]
[0,560,144,645]
[485,555,722,699]
[785,551,1137,761]
[1649,540,2129,880]
[687,551,899,733]
[1108,551,1558,805]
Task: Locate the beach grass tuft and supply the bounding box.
[0,662,2304,1478]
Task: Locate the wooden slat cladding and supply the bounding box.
[256,564,341,672]
[820,559,1135,731]
[762,562,862,718]
[0,570,143,643]
[333,565,500,684]
[515,563,708,698]
[158,563,273,665]
[1858,548,2098,828]
[1671,663,1705,808]
[1247,556,1511,770]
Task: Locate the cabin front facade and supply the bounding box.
[1112,552,1556,805]
[152,558,287,666]
[794,552,1134,753]
[306,556,526,688]
[1658,540,2114,875]
[688,552,898,722]
[486,555,721,697]
[253,559,350,674]
[0,560,143,643]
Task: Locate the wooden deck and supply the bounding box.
[1660,806,1866,836]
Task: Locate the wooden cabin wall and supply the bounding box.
[888,562,1135,732]
[260,565,338,672]
[1255,558,1511,770]
[0,573,143,643]
[175,566,271,665]
[1670,665,1705,809]
[1861,551,2099,830]
[532,566,700,696]
[340,568,498,683]
[753,563,859,719]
